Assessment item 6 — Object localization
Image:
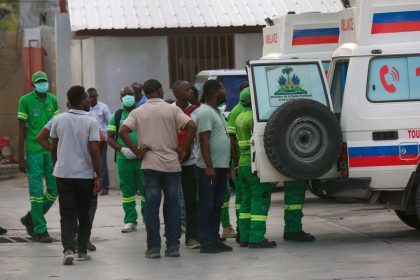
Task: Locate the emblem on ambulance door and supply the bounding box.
[275,67,307,96]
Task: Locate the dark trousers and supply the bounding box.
[181,164,198,242]
[196,167,228,246]
[57,177,94,253]
[73,194,97,235]
[142,169,181,250]
[100,143,110,190]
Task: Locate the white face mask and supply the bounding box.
[218,104,226,114]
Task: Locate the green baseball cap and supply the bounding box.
[240,87,251,105]
[32,71,48,83]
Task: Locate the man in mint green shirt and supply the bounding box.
[196,80,231,254]
[17,71,59,243]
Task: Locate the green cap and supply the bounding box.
[32,71,48,83]
[240,87,251,105]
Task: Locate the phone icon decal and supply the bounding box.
[379,65,399,93]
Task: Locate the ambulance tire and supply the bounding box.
[395,210,420,230]
[264,99,342,180]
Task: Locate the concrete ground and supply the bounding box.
[1,174,420,280]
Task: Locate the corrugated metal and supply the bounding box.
[68,0,343,31]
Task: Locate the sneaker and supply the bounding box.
[87,240,96,251]
[0,227,7,235]
[222,225,237,239]
[200,244,220,254]
[249,239,277,248]
[37,231,53,243]
[77,252,92,261]
[63,250,74,265]
[99,189,109,196]
[20,212,36,238]
[145,247,161,259]
[239,242,249,248]
[165,245,180,257]
[216,241,233,252]
[185,239,200,249]
[283,231,315,242]
[121,223,137,233]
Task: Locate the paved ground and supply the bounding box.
[1,174,420,280]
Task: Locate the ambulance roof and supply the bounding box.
[337,0,420,49]
[261,12,340,60]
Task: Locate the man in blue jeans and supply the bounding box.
[196,80,232,253]
[119,79,197,259]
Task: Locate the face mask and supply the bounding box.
[35,82,49,93]
[122,95,136,108]
[218,102,226,114]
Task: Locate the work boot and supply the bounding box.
[145,247,161,259]
[0,227,7,235]
[87,240,96,251]
[20,212,36,238]
[37,231,53,243]
[165,245,180,257]
[249,239,277,248]
[283,231,315,242]
[222,225,237,239]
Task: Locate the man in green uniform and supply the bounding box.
[18,71,59,243]
[107,86,145,233]
[236,88,276,248]
[283,180,315,242]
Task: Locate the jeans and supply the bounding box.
[57,177,94,253]
[73,194,97,235]
[142,169,181,250]
[196,167,228,246]
[100,143,110,190]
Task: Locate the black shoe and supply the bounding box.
[216,242,233,252]
[249,239,277,248]
[200,244,221,254]
[0,227,7,235]
[239,242,249,248]
[20,212,36,238]
[165,245,180,257]
[235,229,241,244]
[87,240,96,251]
[37,231,53,243]
[219,236,227,242]
[99,189,109,196]
[283,231,315,242]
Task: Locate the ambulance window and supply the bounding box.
[322,61,331,77]
[251,62,328,121]
[219,76,249,112]
[367,56,420,102]
[330,60,349,116]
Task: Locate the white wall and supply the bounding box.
[234,33,264,69]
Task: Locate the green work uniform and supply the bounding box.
[221,181,232,228]
[236,108,271,243]
[17,91,59,234]
[284,180,307,233]
[108,109,145,225]
[224,103,245,228]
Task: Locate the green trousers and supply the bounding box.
[26,153,57,234]
[238,166,271,243]
[221,182,231,228]
[284,180,306,233]
[117,159,145,225]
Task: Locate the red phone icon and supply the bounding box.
[379,65,397,93]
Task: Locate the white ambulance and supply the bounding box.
[250,0,420,229]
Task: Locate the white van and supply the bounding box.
[250,0,420,229]
[194,69,248,113]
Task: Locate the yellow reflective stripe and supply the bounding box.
[284,204,303,211]
[30,196,44,202]
[221,202,229,208]
[251,215,267,222]
[235,204,241,210]
[238,140,250,147]
[239,213,251,219]
[44,192,56,201]
[17,112,28,120]
[122,196,136,203]
[107,125,117,132]
[140,196,146,202]
[54,110,60,116]
[227,126,236,134]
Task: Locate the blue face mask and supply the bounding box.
[35,82,49,93]
[122,95,136,108]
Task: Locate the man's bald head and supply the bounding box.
[172,80,192,103]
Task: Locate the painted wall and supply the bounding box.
[234,33,264,69]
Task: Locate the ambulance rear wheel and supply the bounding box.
[395,210,420,230]
[264,99,342,180]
